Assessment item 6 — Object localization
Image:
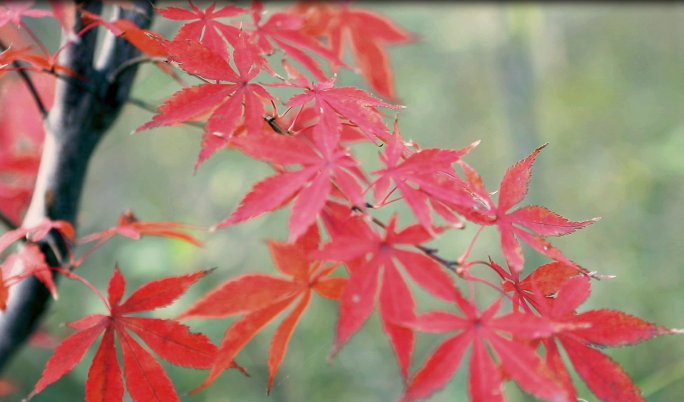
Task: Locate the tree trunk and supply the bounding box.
[0,0,154,371]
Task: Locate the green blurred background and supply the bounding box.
[8,2,684,401]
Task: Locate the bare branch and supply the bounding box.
[106,55,168,83]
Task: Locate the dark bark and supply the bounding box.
[0,0,155,371]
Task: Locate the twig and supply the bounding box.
[369,215,459,271]
[0,40,49,118]
[107,55,168,82]
[126,97,204,128]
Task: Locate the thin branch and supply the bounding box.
[369,215,460,271]
[106,55,168,82]
[126,97,204,128]
[0,40,48,118]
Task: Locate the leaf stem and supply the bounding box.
[52,267,110,310]
[457,225,484,265]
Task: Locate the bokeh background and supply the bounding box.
[5,2,684,401]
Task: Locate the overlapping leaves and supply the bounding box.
[1,2,678,402]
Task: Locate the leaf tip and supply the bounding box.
[326,343,341,363]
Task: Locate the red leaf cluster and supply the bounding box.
[1,2,677,402]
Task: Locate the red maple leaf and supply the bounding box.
[288,1,415,101]
[46,0,76,38]
[1,242,58,299]
[156,1,247,60]
[27,268,218,402]
[135,35,273,142]
[402,292,569,402]
[215,122,368,241]
[0,43,77,77]
[0,218,74,304]
[371,122,480,234]
[533,275,679,402]
[459,144,599,273]
[0,218,74,255]
[314,214,458,380]
[77,209,202,246]
[284,102,370,144]
[498,260,580,311]
[109,19,186,82]
[75,209,202,267]
[0,1,53,28]
[247,0,347,81]
[278,60,402,145]
[177,223,347,394]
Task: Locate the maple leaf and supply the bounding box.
[278,61,402,145]
[530,275,680,402]
[78,8,124,36]
[0,1,53,28]
[27,267,217,402]
[109,19,185,81]
[247,0,348,82]
[371,122,480,234]
[283,102,370,144]
[401,292,569,402]
[313,214,458,380]
[46,0,76,38]
[0,218,74,255]
[1,242,58,299]
[75,209,202,267]
[288,2,415,100]
[0,44,77,77]
[459,144,599,273]
[177,224,347,394]
[135,35,274,141]
[77,208,202,246]
[215,124,368,241]
[156,1,247,61]
[499,260,580,311]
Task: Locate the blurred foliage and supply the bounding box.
[6,2,684,401]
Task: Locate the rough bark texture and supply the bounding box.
[0,0,155,371]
